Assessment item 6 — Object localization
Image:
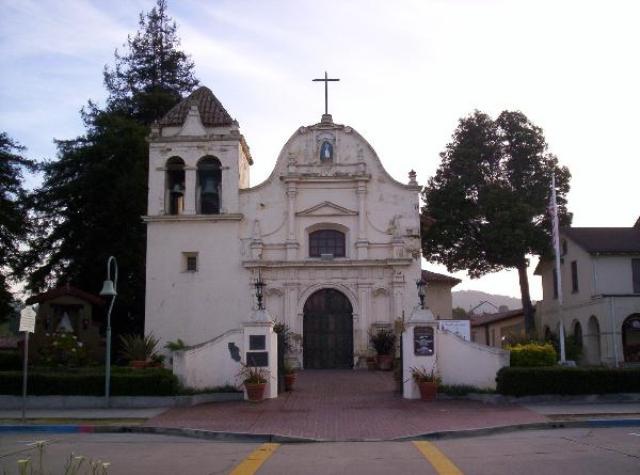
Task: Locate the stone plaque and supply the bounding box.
[249,335,266,350]
[414,326,434,356]
[246,351,269,367]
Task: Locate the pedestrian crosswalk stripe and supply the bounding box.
[229,443,280,475]
[413,441,464,475]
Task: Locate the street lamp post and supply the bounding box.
[99,256,118,407]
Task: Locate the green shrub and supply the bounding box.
[369,328,396,355]
[508,343,556,367]
[0,350,21,370]
[439,384,495,396]
[496,366,640,396]
[38,332,90,367]
[119,333,160,362]
[0,367,179,396]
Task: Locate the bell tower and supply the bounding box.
[146,86,252,218]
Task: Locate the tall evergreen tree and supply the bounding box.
[103,0,198,124]
[421,110,571,335]
[23,0,199,335]
[0,133,35,321]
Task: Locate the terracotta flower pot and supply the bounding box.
[130,360,148,369]
[366,358,378,371]
[284,373,296,391]
[377,354,393,371]
[245,382,266,402]
[417,381,437,401]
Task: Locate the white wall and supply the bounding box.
[437,330,509,390]
[172,329,243,389]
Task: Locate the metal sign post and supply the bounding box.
[21,332,29,421]
[19,307,36,422]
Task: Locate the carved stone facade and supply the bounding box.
[144,87,442,368]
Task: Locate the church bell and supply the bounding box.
[99,279,117,297]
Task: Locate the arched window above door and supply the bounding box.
[165,157,185,215]
[309,229,345,257]
[197,156,221,214]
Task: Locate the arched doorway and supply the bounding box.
[622,314,640,363]
[303,289,353,369]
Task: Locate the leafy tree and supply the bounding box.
[452,307,468,319]
[0,133,35,321]
[421,110,571,335]
[22,0,199,335]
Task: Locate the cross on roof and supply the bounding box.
[312,71,340,115]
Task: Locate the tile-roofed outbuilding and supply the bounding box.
[25,284,105,306]
[158,86,234,127]
[421,269,461,286]
[470,308,524,327]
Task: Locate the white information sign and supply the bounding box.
[19,307,36,333]
[438,320,471,341]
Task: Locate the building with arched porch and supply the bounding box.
[143,86,459,370]
[535,221,640,366]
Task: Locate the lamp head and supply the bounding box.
[99,279,117,297]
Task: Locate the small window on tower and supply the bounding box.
[183,252,198,272]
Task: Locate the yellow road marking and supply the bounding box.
[413,441,464,475]
[229,443,280,475]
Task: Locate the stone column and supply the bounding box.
[355,181,368,259]
[285,182,299,260]
[184,167,197,214]
[243,309,278,400]
[402,306,438,399]
[284,282,301,368]
[391,271,405,321]
[357,283,372,364]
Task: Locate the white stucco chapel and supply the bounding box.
[143,83,485,384]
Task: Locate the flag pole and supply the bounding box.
[551,173,566,363]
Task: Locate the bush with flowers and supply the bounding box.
[38,332,89,367]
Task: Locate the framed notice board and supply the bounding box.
[414,326,434,356]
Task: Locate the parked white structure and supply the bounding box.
[535,220,640,366]
[143,86,464,384]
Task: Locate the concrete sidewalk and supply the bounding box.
[0,408,166,421]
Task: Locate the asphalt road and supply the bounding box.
[1,427,638,474]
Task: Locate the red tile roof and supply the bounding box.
[158,86,234,127]
[421,269,461,286]
[25,284,105,306]
[470,308,524,327]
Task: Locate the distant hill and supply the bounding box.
[452,290,526,314]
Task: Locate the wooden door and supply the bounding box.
[303,289,353,369]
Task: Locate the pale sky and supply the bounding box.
[1,0,639,302]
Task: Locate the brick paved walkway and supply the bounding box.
[146,370,547,441]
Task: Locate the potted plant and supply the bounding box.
[370,328,396,371]
[410,365,439,401]
[119,333,160,368]
[238,364,268,402]
[283,363,297,391]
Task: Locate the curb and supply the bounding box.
[2,418,639,442]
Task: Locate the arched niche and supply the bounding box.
[165,156,185,215]
[196,156,221,214]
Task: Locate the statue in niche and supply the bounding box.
[320,141,333,162]
[57,312,74,333]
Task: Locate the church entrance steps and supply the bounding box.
[144,370,547,441]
